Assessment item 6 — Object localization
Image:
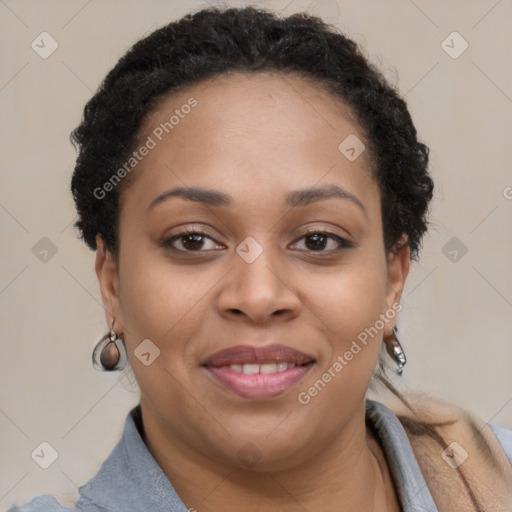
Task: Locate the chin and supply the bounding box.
[208,429,318,473]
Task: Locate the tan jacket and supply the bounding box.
[389,394,512,511]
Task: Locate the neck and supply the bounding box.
[139,401,401,512]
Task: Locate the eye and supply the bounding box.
[163,229,225,252]
[162,228,352,254]
[290,230,353,252]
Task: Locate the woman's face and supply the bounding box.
[97,72,409,471]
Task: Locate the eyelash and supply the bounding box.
[162,227,353,254]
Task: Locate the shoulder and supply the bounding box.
[6,407,140,512]
[6,495,77,511]
[383,393,512,508]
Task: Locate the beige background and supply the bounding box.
[1,0,511,509]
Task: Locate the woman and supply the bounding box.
[10,6,512,512]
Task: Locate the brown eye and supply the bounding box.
[292,231,352,252]
[163,230,224,252]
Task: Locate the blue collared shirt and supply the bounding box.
[9,401,512,512]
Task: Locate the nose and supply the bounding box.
[216,244,301,325]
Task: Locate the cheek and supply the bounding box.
[117,247,218,356]
[302,254,389,397]
[311,256,389,342]
[117,253,212,409]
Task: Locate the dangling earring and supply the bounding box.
[384,326,407,376]
[92,319,127,371]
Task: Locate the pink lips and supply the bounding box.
[202,344,315,399]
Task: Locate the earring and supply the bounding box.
[92,319,127,371]
[384,326,407,376]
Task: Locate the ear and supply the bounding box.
[95,235,123,331]
[383,235,410,337]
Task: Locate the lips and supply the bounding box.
[203,344,314,367]
[202,344,315,399]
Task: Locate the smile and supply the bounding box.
[226,362,297,374]
[202,344,315,399]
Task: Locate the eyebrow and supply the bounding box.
[147,184,367,216]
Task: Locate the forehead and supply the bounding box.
[122,71,378,211]
[139,71,364,153]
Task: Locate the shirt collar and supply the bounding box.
[78,406,188,512]
[78,402,438,511]
[366,400,438,511]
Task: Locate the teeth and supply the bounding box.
[277,361,292,372]
[228,362,296,374]
[242,364,260,375]
[260,363,277,374]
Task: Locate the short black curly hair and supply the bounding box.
[70,6,433,259]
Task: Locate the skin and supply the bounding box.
[96,72,410,512]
